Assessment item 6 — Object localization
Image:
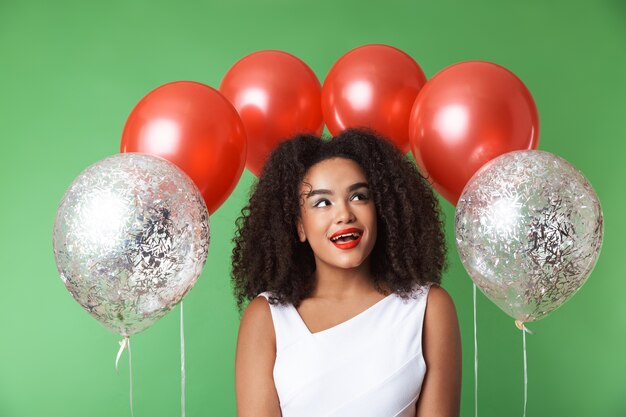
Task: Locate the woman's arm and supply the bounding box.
[235,296,282,417]
[416,286,462,417]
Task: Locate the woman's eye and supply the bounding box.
[314,199,330,208]
[351,193,369,201]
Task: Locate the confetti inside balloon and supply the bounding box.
[455,150,603,322]
[53,153,210,336]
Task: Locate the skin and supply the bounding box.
[235,158,461,417]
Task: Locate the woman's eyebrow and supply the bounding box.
[305,182,369,199]
[305,189,332,198]
[348,182,369,192]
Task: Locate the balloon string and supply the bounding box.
[181,301,186,417]
[473,283,478,417]
[515,321,532,417]
[115,336,129,373]
[522,329,527,417]
[128,337,134,417]
[115,336,134,417]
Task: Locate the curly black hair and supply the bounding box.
[231,128,446,310]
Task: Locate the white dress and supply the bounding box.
[258,286,430,417]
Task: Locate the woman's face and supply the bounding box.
[297,157,377,271]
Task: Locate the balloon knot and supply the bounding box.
[115,336,131,373]
[515,320,534,334]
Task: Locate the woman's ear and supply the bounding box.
[297,221,306,242]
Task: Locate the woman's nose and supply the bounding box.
[335,201,356,223]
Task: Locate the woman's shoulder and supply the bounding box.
[422,285,458,327]
[241,294,273,326]
[235,295,281,415]
[417,285,462,415]
[238,295,276,348]
[422,285,461,357]
[425,285,456,311]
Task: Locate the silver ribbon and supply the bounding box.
[473,283,479,417]
[115,336,134,417]
[181,301,186,417]
[515,321,532,417]
[115,337,129,372]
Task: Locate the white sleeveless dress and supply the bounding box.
[258,286,430,417]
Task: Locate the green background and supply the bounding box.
[1,0,624,416]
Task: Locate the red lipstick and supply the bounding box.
[329,228,363,250]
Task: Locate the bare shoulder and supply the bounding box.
[423,285,460,348]
[425,285,458,323]
[422,285,462,369]
[236,296,281,416]
[241,295,273,323]
[416,285,461,417]
[238,296,275,348]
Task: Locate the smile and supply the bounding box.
[329,228,363,250]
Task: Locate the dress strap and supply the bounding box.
[258,292,310,352]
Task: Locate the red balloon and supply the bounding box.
[121,81,246,214]
[220,50,323,177]
[409,61,539,205]
[322,44,427,153]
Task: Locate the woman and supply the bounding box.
[232,128,461,417]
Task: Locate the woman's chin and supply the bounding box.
[328,255,370,271]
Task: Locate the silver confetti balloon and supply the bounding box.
[53,153,210,336]
[455,150,602,322]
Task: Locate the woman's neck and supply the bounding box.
[311,259,378,301]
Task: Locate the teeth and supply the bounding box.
[330,232,360,242]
